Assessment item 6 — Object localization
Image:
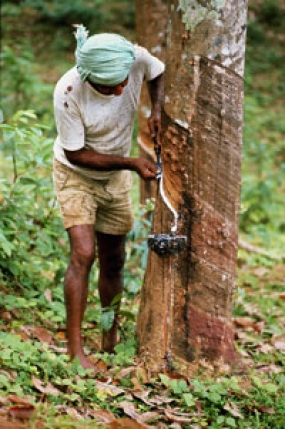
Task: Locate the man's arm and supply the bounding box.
[147,72,164,142]
[64,148,158,181]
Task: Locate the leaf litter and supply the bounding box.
[0,255,284,427]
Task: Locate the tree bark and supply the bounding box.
[135,0,168,203]
[137,0,248,375]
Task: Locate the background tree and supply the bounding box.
[137,0,249,375]
[135,0,168,203]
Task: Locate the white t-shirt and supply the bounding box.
[53,45,165,180]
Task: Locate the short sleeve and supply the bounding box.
[53,87,85,151]
[134,46,165,82]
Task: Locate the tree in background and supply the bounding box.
[137,0,249,375]
[135,0,168,203]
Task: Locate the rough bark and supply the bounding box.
[135,0,168,203]
[137,0,248,375]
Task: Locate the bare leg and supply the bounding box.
[64,225,95,369]
[96,232,126,352]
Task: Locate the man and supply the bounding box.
[53,25,164,369]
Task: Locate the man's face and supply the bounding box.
[91,77,129,97]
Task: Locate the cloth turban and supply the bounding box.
[74,25,135,86]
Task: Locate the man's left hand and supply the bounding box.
[148,107,161,144]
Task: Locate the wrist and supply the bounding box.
[151,103,162,113]
[123,157,138,172]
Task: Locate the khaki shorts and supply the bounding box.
[53,159,134,234]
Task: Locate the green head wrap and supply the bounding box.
[74,25,135,86]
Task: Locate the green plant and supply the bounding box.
[99,338,137,367]
[3,0,107,28]
[126,198,154,270]
[0,110,67,286]
[259,0,284,26]
[0,46,52,120]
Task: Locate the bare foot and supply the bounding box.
[102,324,118,352]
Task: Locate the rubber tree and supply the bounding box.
[135,0,168,203]
[137,0,248,375]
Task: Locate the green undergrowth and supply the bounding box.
[0,252,285,427]
[240,0,285,251]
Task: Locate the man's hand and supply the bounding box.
[133,158,159,181]
[148,106,162,142]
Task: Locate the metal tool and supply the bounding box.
[147,133,187,257]
[148,233,187,256]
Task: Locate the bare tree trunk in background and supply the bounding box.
[137,0,248,375]
[135,0,167,203]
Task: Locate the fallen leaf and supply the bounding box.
[252,321,264,333]
[156,424,168,429]
[256,364,282,374]
[148,395,175,406]
[115,366,137,379]
[95,381,125,398]
[118,401,140,420]
[21,326,52,344]
[168,424,183,429]
[17,331,30,341]
[258,344,274,354]
[8,395,33,406]
[0,311,12,322]
[65,408,83,420]
[233,317,255,329]
[273,341,285,350]
[41,270,54,281]
[8,405,35,420]
[118,399,157,424]
[136,367,150,384]
[48,345,67,353]
[164,372,188,381]
[56,405,82,420]
[54,331,66,341]
[44,289,53,302]
[257,406,276,414]
[94,359,108,374]
[0,396,9,406]
[107,418,151,428]
[89,408,116,423]
[132,390,152,406]
[164,409,194,424]
[0,370,16,382]
[239,349,250,357]
[0,416,28,428]
[224,401,244,418]
[253,267,268,277]
[139,411,161,424]
[31,376,60,395]
[131,377,143,391]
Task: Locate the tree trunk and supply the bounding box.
[137,0,248,375]
[135,0,168,203]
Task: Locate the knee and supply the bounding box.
[70,245,95,270]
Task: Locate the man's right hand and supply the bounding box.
[133,158,159,181]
